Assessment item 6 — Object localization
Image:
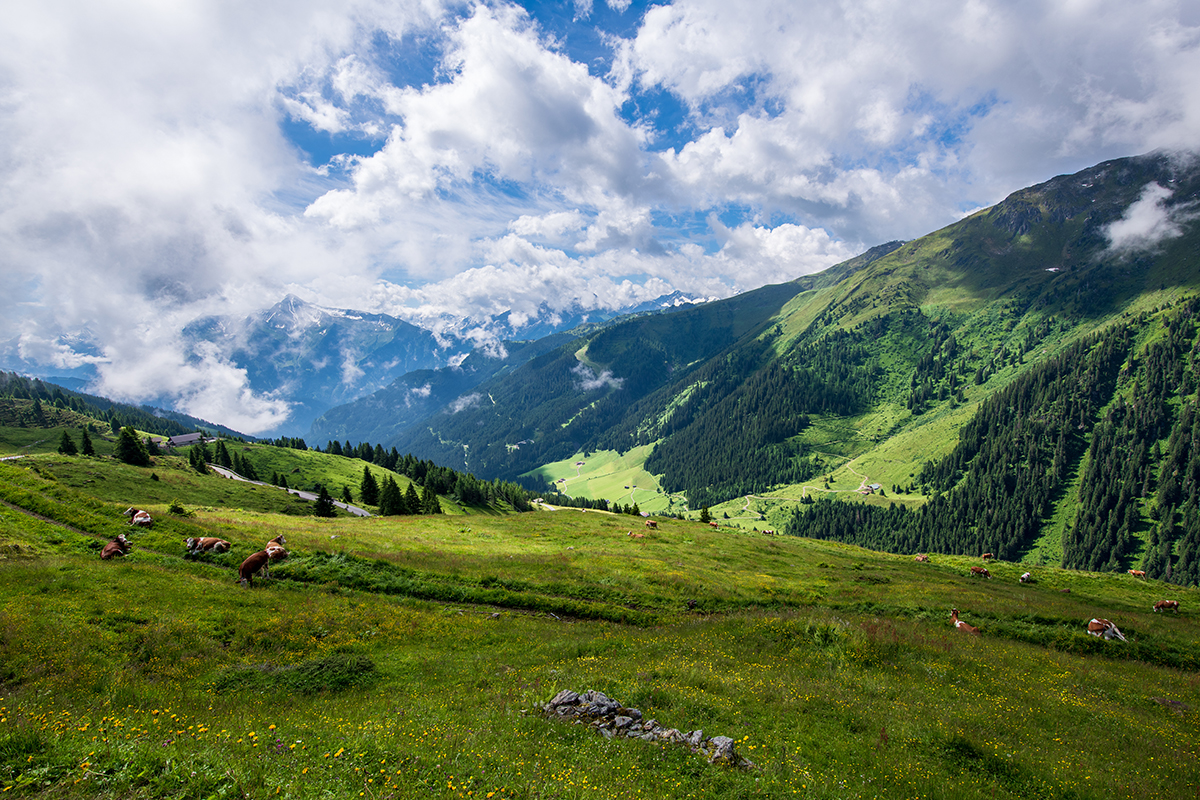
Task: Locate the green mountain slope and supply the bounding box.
[358,152,1200,582]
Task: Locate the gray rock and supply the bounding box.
[613,715,634,729]
[549,689,580,707]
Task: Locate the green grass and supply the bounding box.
[1,454,1199,799]
[528,446,681,514]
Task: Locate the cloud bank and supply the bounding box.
[2,0,1198,432]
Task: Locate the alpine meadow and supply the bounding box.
[2,151,1200,799]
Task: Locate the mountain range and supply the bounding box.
[306,150,1200,585]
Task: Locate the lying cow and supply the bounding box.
[1153,600,1180,613]
[1087,618,1126,642]
[185,537,230,555]
[124,507,153,527]
[100,534,131,560]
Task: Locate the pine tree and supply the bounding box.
[421,484,441,514]
[116,426,150,466]
[314,485,337,517]
[79,427,94,456]
[57,430,78,456]
[341,485,353,504]
[360,466,380,506]
[404,483,421,514]
[214,440,233,468]
[699,507,712,523]
[378,476,403,515]
[188,445,208,474]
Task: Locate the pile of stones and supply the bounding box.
[541,689,755,769]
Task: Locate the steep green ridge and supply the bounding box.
[371,153,1200,585]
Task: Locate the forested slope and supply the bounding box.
[787,297,1200,587]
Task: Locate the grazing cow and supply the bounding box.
[950,608,980,636]
[709,521,719,529]
[237,550,272,587]
[914,553,930,563]
[1128,569,1146,579]
[124,507,153,527]
[1087,618,1127,642]
[1020,572,1033,583]
[261,544,288,578]
[100,534,131,560]
[185,537,230,554]
[981,553,994,561]
[969,566,991,579]
[644,520,658,529]
[1153,600,1180,613]
[762,529,777,535]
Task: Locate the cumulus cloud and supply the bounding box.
[1104,182,1194,254]
[2,0,1199,433]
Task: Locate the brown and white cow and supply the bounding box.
[1128,569,1146,579]
[950,608,980,636]
[981,553,994,561]
[124,507,153,527]
[969,566,991,578]
[708,521,719,529]
[185,537,230,554]
[237,550,272,587]
[628,531,645,539]
[100,534,131,560]
[914,553,930,563]
[1087,618,1127,642]
[265,534,287,549]
[644,520,658,530]
[1153,600,1180,613]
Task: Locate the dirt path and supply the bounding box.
[209,465,371,517]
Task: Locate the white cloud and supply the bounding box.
[3,0,1199,433]
[450,392,484,413]
[572,362,624,391]
[1104,182,1194,254]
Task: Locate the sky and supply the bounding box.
[2,0,1199,432]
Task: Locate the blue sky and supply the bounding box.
[2,0,1199,431]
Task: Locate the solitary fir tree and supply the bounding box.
[313,485,337,518]
[116,426,150,467]
[57,430,78,456]
[79,427,94,456]
[360,465,380,506]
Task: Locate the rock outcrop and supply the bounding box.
[542,689,755,769]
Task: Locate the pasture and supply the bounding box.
[1,455,1199,799]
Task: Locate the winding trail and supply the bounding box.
[209,465,372,517]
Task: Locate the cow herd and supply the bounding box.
[912,552,1183,641]
[98,508,290,590]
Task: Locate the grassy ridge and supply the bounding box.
[1,453,1199,798]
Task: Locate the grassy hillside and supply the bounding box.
[2,454,1199,799]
